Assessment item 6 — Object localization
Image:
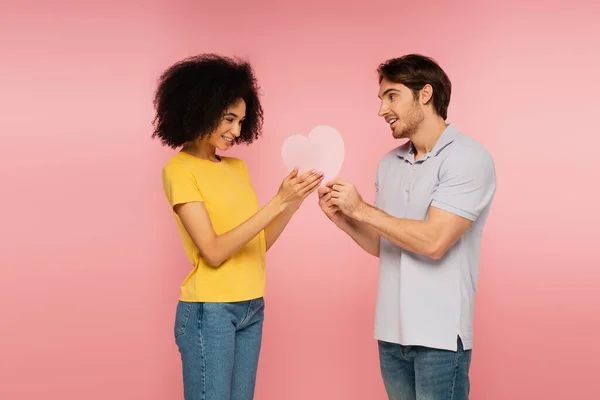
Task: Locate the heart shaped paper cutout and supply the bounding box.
[281,125,345,182]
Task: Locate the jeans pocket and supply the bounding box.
[174,301,193,339]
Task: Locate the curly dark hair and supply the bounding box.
[152,54,264,148]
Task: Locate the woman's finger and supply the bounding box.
[286,168,299,180]
[300,176,324,196]
[299,171,323,189]
[298,169,316,182]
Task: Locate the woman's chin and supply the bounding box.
[217,143,233,151]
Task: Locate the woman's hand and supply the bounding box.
[276,168,324,210]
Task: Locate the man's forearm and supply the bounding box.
[354,203,440,259]
[335,215,380,257]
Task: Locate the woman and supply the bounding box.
[152,54,322,400]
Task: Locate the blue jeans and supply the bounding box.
[378,337,471,400]
[174,298,265,400]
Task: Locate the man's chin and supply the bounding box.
[392,126,413,140]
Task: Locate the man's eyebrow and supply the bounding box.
[378,88,400,99]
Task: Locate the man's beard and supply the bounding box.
[394,102,424,139]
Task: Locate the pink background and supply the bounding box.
[2,0,599,399]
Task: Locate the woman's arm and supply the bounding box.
[175,196,285,267]
[263,169,324,251]
[176,168,323,267]
[264,204,297,251]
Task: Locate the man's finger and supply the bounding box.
[318,186,331,198]
[326,179,349,188]
[325,180,339,188]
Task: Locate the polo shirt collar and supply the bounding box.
[396,123,458,162]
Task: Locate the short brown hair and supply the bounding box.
[377,54,452,120]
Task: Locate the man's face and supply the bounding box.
[377,79,424,139]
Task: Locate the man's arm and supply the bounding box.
[354,203,471,260]
[334,211,381,257]
[319,187,380,257]
[328,147,496,260]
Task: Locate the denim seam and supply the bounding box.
[198,303,206,400]
[448,345,460,399]
[238,300,254,329]
[175,302,192,338]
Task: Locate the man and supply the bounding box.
[318,54,496,399]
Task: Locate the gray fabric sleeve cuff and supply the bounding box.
[430,199,477,221]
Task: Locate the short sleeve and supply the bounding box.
[236,158,253,184]
[162,162,203,209]
[431,149,496,221]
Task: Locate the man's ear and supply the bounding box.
[419,84,433,105]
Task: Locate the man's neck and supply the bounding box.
[410,117,448,160]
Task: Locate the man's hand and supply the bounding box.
[318,186,346,225]
[326,179,366,219]
[317,182,381,257]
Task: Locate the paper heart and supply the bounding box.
[281,125,345,182]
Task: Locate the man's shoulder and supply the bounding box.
[441,131,495,179]
[448,131,494,165]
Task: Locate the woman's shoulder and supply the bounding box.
[163,152,191,173]
[221,156,247,169]
[162,152,213,181]
[162,153,248,177]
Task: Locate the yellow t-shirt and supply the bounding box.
[162,152,266,302]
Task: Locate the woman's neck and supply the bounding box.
[182,141,220,162]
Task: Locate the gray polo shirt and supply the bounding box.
[373,123,496,351]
